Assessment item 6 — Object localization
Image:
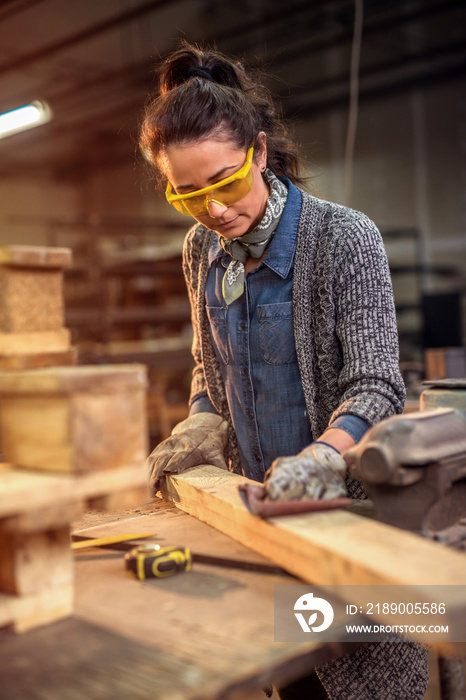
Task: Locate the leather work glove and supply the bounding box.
[147,412,229,494]
[264,441,347,501]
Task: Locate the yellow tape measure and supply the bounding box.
[125,544,192,579]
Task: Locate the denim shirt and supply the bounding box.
[191,180,369,481]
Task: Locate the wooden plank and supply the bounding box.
[1,503,82,533]
[0,468,148,634]
[0,363,147,394]
[72,509,353,697]
[0,525,72,596]
[0,464,149,519]
[0,348,77,370]
[0,584,73,633]
[0,328,70,354]
[160,466,466,652]
[161,467,466,587]
[0,618,193,699]
[70,388,148,473]
[73,508,283,569]
[0,245,72,269]
[0,469,79,517]
[0,394,73,472]
[0,616,331,700]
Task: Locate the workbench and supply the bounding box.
[0,499,361,700]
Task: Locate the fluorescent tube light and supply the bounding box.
[0,101,52,140]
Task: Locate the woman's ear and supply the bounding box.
[256,131,267,171]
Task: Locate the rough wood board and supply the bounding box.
[0,328,70,354]
[160,466,466,651]
[2,503,83,533]
[73,508,282,568]
[0,267,64,333]
[0,363,147,393]
[0,394,73,472]
[86,486,150,511]
[70,389,148,472]
[0,583,73,633]
[0,367,147,473]
[161,467,466,586]
[0,618,195,700]
[0,348,77,369]
[0,526,72,596]
[0,616,297,700]
[0,245,72,269]
[0,464,148,519]
[72,509,353,696]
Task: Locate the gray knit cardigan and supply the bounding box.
[182,189,428,699]
[183,188,407,482]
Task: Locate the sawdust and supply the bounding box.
[71,499,169,531]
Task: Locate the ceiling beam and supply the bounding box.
[0,0,185,78]
[0,0,45,23]
[230,0,463,68]
[289,41,466,116]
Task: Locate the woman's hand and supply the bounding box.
[264,441,348,501]
[147,412,228,494]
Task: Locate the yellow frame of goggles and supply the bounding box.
[165,143,254,216]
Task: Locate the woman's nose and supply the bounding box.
[207,198,228,218]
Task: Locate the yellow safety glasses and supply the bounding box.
[165,144,255,216]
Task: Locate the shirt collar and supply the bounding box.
[207,178,302,279]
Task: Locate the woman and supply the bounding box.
[141,42,428,700]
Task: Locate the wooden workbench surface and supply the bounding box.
[0,500,355,699]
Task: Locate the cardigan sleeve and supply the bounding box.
[181,225,211,409]
[330,212,406,425]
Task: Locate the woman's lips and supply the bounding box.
[215,215,239,229]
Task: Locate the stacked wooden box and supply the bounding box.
[0,245,75,369]
[0,246,149,632]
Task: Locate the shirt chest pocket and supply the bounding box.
[206,305,229,365]
[257,302,298,365]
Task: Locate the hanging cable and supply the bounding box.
[344,0,364,207]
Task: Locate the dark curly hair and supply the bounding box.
[139,41,306,190]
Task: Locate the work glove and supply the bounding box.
[264,441,347,501]
[147,412,229,494]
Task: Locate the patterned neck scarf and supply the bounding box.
[218,170,288,306]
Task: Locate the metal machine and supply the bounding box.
[345,380,466,548]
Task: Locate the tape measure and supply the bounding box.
[124,544,192,580]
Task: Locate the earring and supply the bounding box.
[261,165,266,172]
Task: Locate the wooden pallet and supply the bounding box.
[0,464,149,633]
[0,247,151,633]
[0,363,149,633]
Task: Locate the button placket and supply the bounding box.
[242,280,264,478]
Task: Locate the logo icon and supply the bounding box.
[294,592,334,633]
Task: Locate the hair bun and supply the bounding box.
[159,43,245,95]
[188,65,213,80]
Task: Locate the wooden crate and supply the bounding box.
[0,463,150,633]
[0,365,148,474]
[0,246,72,333]
[0,245,73,365]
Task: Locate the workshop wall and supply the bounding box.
[296,78,466,352]
[0,177,80,248]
